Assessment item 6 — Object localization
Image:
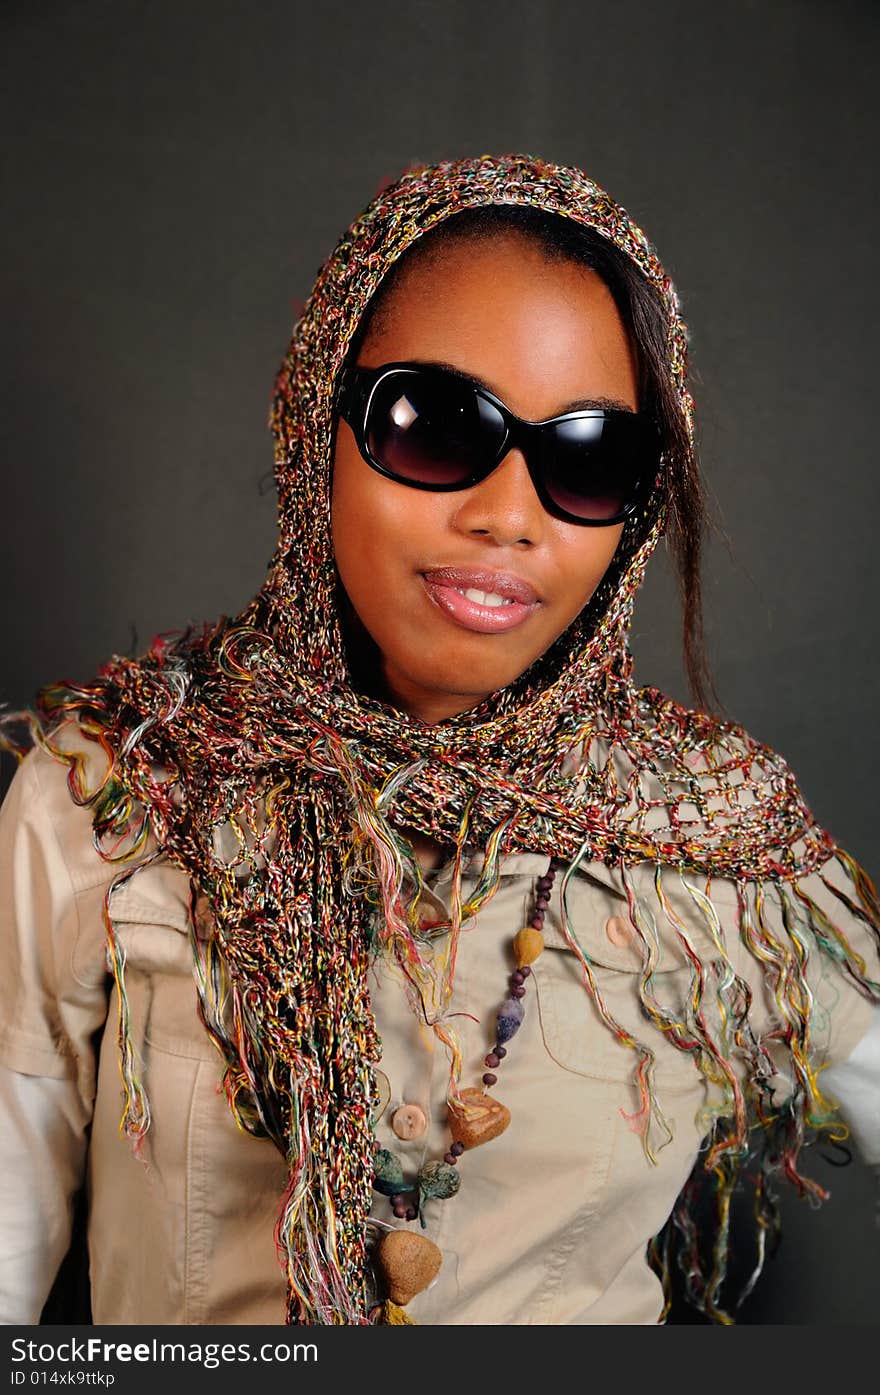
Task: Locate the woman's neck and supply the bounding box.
[402,825,451,873]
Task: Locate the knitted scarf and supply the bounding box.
[6,154,879,1324]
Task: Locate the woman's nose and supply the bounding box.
[451,449,546,546]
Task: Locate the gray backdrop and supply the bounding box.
[2,0,878,1324]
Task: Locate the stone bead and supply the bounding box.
[391,1103,428,1141]
[417,1160,462,1201]
[374,1230,442,1307]
[450,1142,465,1157]
[485,1052,500,1068]
[494,1045,507,1058]
[482,1072,497,1086]
[448,1086,511,1150]
[496,997,525,1044]
[513,926,545,967]
[443,1151,457,1165]
[511,970,525,986]
[519,968,531,980]
[511,985,526,1000]
[372,1148,406,1196]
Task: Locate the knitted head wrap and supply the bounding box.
[7,154,879,1323]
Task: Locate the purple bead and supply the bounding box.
[444,1151,457,1165]
[536,894,550,910]
[450,1142,465,1157]
[494,1044,507,1058]
[511,985,526,999]
[530,914,545,930]
[520,967,531,979]
[405,1207,417,1222]
[393,1201,407,1218]
[511,970,525,986]
[496,996,525,1043]
[485,1052,500,1068]
[537,876,553,892]
[482,1072,498,1086]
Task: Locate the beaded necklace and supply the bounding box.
[369,855,561,1323]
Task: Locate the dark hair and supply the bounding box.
[352,205,713,711]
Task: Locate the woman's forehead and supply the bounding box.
[359,236,639,419]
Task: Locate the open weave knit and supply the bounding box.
[5,155,880,1323]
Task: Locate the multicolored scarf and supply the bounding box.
[5,154,879,1324]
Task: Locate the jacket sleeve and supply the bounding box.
[822,1005,880,1165]
[0,1066,91,1323]
[0,744,112,1322]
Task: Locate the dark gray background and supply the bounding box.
[2,0,878,1324]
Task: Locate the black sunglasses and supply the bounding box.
[336,361,661,526]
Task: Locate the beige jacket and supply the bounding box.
[0,732,877,1325]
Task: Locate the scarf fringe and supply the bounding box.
[647,848,880,1321]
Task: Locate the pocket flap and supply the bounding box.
[543,861,740,973]
[108,861,192,934]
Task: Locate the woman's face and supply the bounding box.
[331,235,639,724]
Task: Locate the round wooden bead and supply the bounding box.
[513,926,545,967]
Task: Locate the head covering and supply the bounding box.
[7,154,879,1324]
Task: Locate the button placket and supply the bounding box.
[368,941,436,1225]
[393,868,483,1231]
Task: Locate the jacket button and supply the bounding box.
[391,1104,428,1140]
[605,915,633,947]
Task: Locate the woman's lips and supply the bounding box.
[420,567,540,634]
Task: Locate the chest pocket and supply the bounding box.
[108,865,218,1064]
[532,868,731,1095]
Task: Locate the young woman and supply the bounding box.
[1,154,878,1327]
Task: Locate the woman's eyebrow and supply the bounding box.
[409,358,634,414]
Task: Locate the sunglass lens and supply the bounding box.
[541,415,653,521]
[366,372,506,485]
